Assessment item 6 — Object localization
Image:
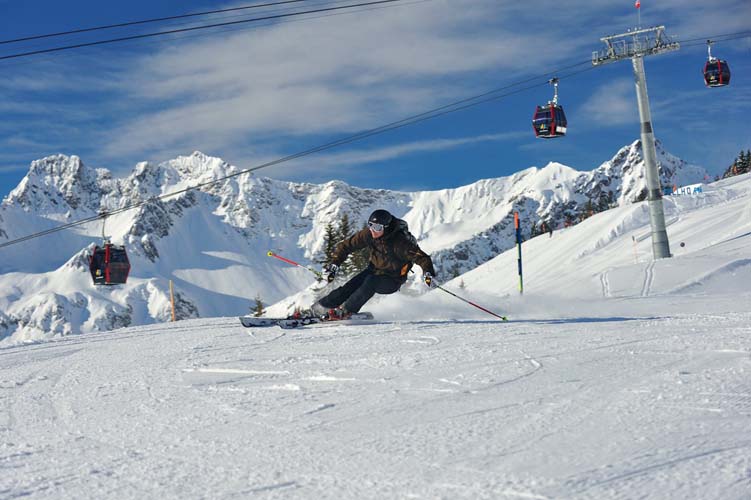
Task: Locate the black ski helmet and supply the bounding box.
[368,209,393,227]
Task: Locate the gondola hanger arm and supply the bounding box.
[98,211,110,243]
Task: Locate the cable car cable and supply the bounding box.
[0,0,407,62]
[0,0,429,71]
[0,0,311,46]
[0,13,745,66]
[677,30,751,45]
[0,0,370,54]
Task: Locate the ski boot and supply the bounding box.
[324,307,352,321]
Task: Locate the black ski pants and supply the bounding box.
[318,267,403,313]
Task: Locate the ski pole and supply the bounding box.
[267,251,323,280]
[435,284,508,321]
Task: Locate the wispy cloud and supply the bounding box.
[0,162,34,174]
[264,131,529,178]
[578,78,639,128]
[93,0,591,162]
[100,0,749,164]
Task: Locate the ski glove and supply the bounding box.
[325,264,339,283]
[423,272,435,288]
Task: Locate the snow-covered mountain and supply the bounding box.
[0,140,708,342]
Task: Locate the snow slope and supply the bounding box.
[0,173,748,499]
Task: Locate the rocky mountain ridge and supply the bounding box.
[0,140,708,342]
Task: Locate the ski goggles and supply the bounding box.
[368,222,385,232]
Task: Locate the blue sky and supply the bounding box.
[0,0,749,197]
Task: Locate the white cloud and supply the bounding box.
[270,130,529,176]
[0,165,33,175]
[95,0,587,161]
[643,0,751,37]
[578,78,639,128]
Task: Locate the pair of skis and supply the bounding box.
[239,312,374,329]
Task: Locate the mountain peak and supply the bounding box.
[28,154,84,176]
[539,161,579,178]
[4,154,107,214]
[166,151,236,183]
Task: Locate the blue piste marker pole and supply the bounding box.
[515,212,523,295]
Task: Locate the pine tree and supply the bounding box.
[739,151,746,174]
[598,194,610,212]
[742,150,751,174]
[349,222,371,274]
[339,213,352,240]
[722,150,747,178]
[337,213,356,276]
[319,222,339,266]
[252,294,265,317]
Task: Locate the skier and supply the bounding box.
[312,209,436,320]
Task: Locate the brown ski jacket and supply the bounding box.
[331,219,435,280]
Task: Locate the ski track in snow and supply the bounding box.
[0,306,749,499]
[599,270,611,298]
[641,260,656,297]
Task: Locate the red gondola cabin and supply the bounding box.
[703,40,731,88]
[533,77,567,139]
[89,243,130,285]
[703,59,731,87]
[533,103,568,139]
